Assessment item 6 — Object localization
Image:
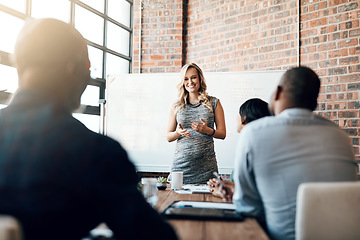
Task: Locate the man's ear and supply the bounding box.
[241,115,247,124]
[86,60,90,70]
[274,85,282,101]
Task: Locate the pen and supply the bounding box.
[213,172,223,189]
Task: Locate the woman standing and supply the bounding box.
[167,63,226,184]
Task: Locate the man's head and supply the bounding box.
[14,18,90,112]
[269,66,320,115]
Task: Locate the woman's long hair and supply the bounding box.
[174,63,213,113]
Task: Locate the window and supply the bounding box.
[88,45,104,79]
[75,5,104,46]
[32,0,70,22]
[80,0,104,13]
[107,21,130,56]
[108,0,131,27]
[106,52,130,76]
[0,0,26,13]
[0,11,24,54]
[0,0,133,133]
[0,64,18,93]
[0,11,23,96]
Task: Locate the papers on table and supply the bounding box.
[175,184,210,194]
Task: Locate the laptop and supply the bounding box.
[162,201,244,221]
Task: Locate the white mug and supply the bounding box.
[171,172,183,190]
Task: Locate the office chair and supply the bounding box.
[0,215,23,240]
[295,181,360,240]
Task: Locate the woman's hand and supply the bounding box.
[176,123,191,137]
[191,119,209,134]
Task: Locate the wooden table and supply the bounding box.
[156,189,269,240]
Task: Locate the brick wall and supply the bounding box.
[300,1,360,159]
[132,0,360,161]
[186,0,299,71]
[133,0,184,73]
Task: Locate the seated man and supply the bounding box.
[0,18,177,240]
[223,66,357,240]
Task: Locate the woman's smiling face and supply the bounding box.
[183,67,200,94]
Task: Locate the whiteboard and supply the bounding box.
[105,71,284,173]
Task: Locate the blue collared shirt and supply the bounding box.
[233,108,357,240]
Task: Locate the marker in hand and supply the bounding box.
[213,172,223,189]
[213,172,230,200]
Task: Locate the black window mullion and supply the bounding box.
[101,0,108,99]
[129,0,133,73]
[89,78,105,87]
[106,15,132,33]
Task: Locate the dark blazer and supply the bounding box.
[0,89,177,240]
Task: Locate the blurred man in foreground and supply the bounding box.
[0,18,177,240]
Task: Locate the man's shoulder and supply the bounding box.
[243,111,342,136]
[63,116,124,150]
[244,115,277,130]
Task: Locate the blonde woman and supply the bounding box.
[167,63,226,184]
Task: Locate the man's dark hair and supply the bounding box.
[239,98,270,124]
[280,66,320,111]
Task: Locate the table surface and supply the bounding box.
[156,189,270,240]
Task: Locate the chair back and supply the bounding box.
[0,215,23,240]
[296,181,360,240]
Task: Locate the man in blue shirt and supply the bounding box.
[226,67,357,240]
[0,18,177,240]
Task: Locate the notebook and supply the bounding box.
[162,201,244,221]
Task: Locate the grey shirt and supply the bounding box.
[171,96,219,184]
[233,108,357,240]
